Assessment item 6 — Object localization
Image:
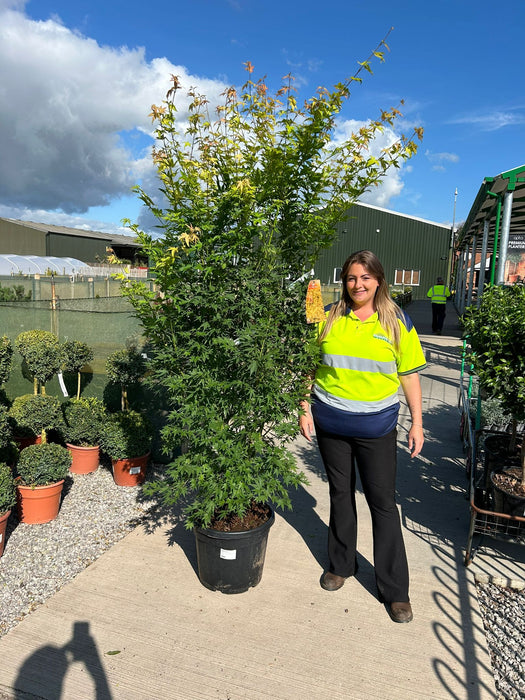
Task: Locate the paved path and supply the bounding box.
[0,301,524,699]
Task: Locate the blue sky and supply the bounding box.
[1,0,524,236]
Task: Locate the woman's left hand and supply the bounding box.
[407,424,424,458]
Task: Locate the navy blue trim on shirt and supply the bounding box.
[311,397,399,439]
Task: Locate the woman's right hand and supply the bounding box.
[299,404,314,442]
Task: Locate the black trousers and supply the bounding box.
[431,302,446,332]
[315,425,409,603]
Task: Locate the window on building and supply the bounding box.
[394,269,420,286]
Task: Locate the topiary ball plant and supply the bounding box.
[62,397,107,447]
[100,410,154,461]
[16,443,72,486]
[61,340,94,400]
[15,330,62,395]
[9,394,64,443]
[105,344,147,411]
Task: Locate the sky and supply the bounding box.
[1,0,525,238]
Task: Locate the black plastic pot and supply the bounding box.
[194,507,275,594]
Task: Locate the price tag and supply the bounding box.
[129,467,141,475]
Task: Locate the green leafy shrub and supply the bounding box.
[8,394,64,442]
[100,410,154,460]
[15,330,61,394]
[16,443,72,486]
[62,397,107,447]
[0,336,13,387]
[463,284,525,484]
[0,463,16,514]
[123,51,422,528]
[0,285,31,302]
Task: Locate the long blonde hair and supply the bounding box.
[319,250,403,348]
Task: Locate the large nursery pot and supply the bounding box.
[100,410,154,487]
[15,443,72,524]
[0,509,10,558]
[490,468,525,520]
[194,506,275,594]
[66,444,100,475]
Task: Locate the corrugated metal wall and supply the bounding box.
[314,203,451,300]
[47,232,108,262]
[0,220,45,255]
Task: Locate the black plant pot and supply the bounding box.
[194,508,275,594]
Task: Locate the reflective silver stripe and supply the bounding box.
[312,384,400,413]
[321,353,397,375]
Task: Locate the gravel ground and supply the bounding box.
[476,582,525,700]
[0,468,523,698]
[0,463,154,637]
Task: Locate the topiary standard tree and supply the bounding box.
[61,340,94,400]
[15,330,61,395]
[105,344,147,411]
[123,41,423,529]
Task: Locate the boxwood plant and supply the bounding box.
[123,48,422,528]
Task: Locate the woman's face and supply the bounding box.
[345,263,380,310]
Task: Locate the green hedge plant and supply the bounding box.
[17,443,72,486]
[105,344,147,411]
[100,410,154,461]
[463,284,525,488]
[0,463,16,514]
[9,394,64,443]
[61,340,94,400]
[62,397,107,447]
[15,330,61,394]
[123,48,422,528]
[0,336,13,388]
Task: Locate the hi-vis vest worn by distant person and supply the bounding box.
[311,308,426,438]
[427,284,450,304]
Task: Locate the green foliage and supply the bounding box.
[0,284,31,302]
[105,345,147,410]
[0,463,16,514]
[462,284,525,481]
[100,410,154,460]
[123,48,422,528]
[8,393,64,441]
[0,336,13,386]
[61,340,94,399]
[62,397,107,447]
[15,330,61,393]
[0,405,12,450]
[16,443,72,486]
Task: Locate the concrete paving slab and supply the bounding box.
[0,301,523,699]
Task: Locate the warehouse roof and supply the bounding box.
[0,217,141,249]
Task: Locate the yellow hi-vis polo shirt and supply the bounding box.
[312,309,426,422]
[427,284,451,304]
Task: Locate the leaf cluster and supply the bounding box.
[16,443,72,486]
[0,463,16,514]
[8,393,64,441]
[15,330,62,392]
[61,397,107,447]
[0,336,13,386]
[100,410,154,460]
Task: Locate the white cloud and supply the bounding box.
[425,149,459,172]
[448,110,525,131]
[0,5,227,215]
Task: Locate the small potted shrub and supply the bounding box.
[0,335,13,395]
[61,340,94,400]
[0,462,16,557]
[15,330,62,395]
[15,443,72,523]
[463,284,525,516]
[8,393,64,448]
[100,410,154,486]
[62,397,107,474]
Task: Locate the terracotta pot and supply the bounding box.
[16,480,65,524]
[111,453,150,487]
[14,434,42,450]
[0,510,11,558]
[66,443,100,474]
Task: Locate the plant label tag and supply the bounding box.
[0,534,2,543]
[220,549,236,560]
[129,467,141,475]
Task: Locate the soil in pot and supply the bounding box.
[483,433,522,489]
[491,468,525,519]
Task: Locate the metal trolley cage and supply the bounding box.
[459,356,525,566]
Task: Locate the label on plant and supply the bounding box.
[220,549,237,560]
[129,467,141,475]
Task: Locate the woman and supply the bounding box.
[300,250,425,623]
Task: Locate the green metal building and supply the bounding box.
[314,202,452,300]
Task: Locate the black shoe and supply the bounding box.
[320,571,346,591]
[386,601,413,623]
